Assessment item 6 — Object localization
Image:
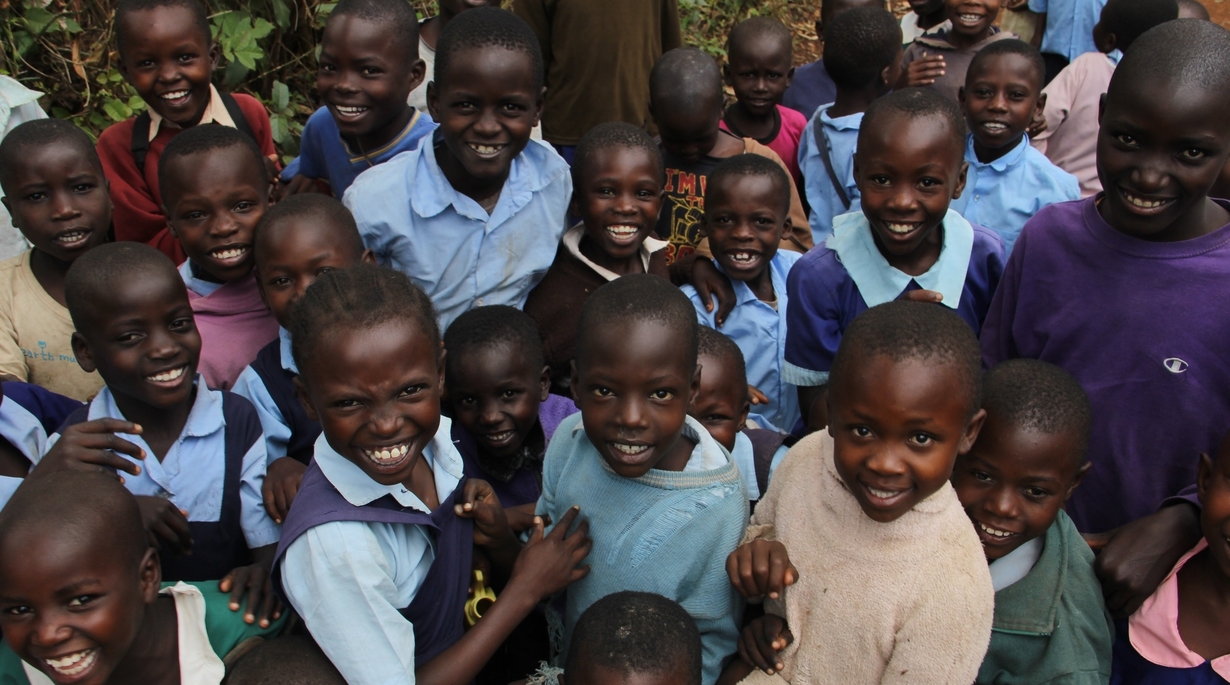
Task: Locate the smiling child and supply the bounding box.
[407,0,499,114]
[899,0,1015,103]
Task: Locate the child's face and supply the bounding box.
[571,319,701,479]
[297,319,444,487]
[703,174,787,283]
[163,146,269,283]
[910,0,947,14]
[447,344,550,460]
[428,47,543,183]
[656,99,723,165]
[724,35,794,117]
[855,113,967,261]
[828,353,985,523]
[945,0,1001,40]
[317,15,424,146]
[72,270,201,411]
[117,5,219,128]
[1197,438,1230,579]
[952,414,1087,561]
[573,146,664,262]
[689,352,749,452]
[960,54,1044,153]
[1,144,111,264]
[255,219,374,330]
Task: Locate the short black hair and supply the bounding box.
[565,592,702,685]
[982,359,1092,466]
[227,637,347,685]
[0,119,103,194]
[650,47,723,118]
[64,242,182,335]
[829,300,982,416]
[572,122,665,190]
[434,7,544,92]
[1176,0,1210,19]
[1100,0,1180,52]
[727,17,793,64]
[254,193,364,262]
[1111,19,1230,101]
[289,264,440,373]
[707,154,791,217]
[443,305,545,377]
[328,0,420,60]
[697,326,747,390]
[860,87,966,160]
[823,7,903,91]
[158,124,269,207]
[575,274,698,373]
[966,39,1046,90]
[115,0,212,57]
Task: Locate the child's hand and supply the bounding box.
[1094,502,1202,617]
[456,479,514,548]
[1028,110,1048,137]
[905,53,946,87]
[505,503,539,534]
[691,259,737,327]
[727,539,798,600]
[738,614,793,675]
[901,289,943,304]
[30,418,145,483]
[134,495,193,555]
[220,546,283,628]
[509,507,592,601]
[262,457,307,524]
[748,385,769,406]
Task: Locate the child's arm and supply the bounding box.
[900,51,948,89]
[224,422,284,627]
[881,566,994,685]
[782,261,843,432]
[1093,499,1202,617]
[95,126,182,259]
[676,255,738,327]
[454,478,522,586]
[727,539,798,601]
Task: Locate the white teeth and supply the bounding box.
[611,442,649,455]
[885,222,917,235]
[1123,191,1166,209]
[45,649,97,676]
[728,251,758,264]
[212,247,248,260]
[160,90,190,101]
[468,143,505,155]
[147,366,186,383]
[362,443,409,465]
[486,431,515,442]
[958,13,982,21]
[982,122,1007,131]
[56,230,89,244]
[978,522,1015,538]
[867,486,902,499]
[335,105,368,117]
[606,225,638,237]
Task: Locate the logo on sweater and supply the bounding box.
[1164,358,1189,374]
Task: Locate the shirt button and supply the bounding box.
[476,298,484,307]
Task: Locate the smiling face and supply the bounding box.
[952,415,1086,560]
[573,146,664,263]
[1,144,111,264]
[1198,438,1230,580]
[704,173,787,288]
[572,319,700,479]
[656,99,724,165]
[961,53,1044,160]
[255,218,372,329]
[828,352,984,523]
[725,34,794,117]
[117,5,219,128]
[162,145,269,283]
[447,343,550,460]
[689,352,749,452]
[946,0,1001,41]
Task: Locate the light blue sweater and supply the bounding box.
[537,414,749,685]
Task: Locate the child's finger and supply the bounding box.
[273,485,290,524]
[245,574,265,624]
[527,516,545,545]
[225,569,249,611]
[750,627,779,673]
[548,506,581,539]
[738,632,768,672]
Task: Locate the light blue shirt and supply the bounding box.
[1028,0,1107,62]
[280,420,464,685]
[0,396,54,509]
[951,135,1079,254]
[343,136,572,330]
[42,378,280,548]
[682,251,802,432]
[179,260,223,297]
[798,104,863,244]
[232,328,297,465]
[729,431,789,500]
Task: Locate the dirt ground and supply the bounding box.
[1208,0,1230,29]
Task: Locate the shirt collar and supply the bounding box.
[313,415,465,510]
[990,513,1071,634]
[1107,49,1123,65]
[570,415,730,472]
[819,105,864,130]
[825,209,974,310]
[916,25,1002,50]
[89,376,224,439]
[562,223,668,282]
[989,534,1043,591]
[410,134,564,220]
[278,328,297,373]
[0,395,53,462]
[178,260,224,297]
[341,108,425,163]
[711,256,786,308]
[147,84,236,142]
[965,133,1030,173]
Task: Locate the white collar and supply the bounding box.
[147,85,236,142]
[561,224,668,282]
[988,535,1044,592]
[571,415,730,473]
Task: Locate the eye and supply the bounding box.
[183,210,206,221]
[2,604,31,616]
[595,186,616,197]
[271,276,292,287]
[361,66,382,76]
[169,317,194,332]
[116,331,143,344]
[399,384,427,398]
[500,389,520,400]
[457,396,476,407]
[234,201,256,212]
[704,414,731,422]
[650,389,674,401]
[319,63,336,73]
[1023,486,1051,500]
[333,398,361,409]
[851,425,872,438]
[23,191,46,202]
[636,189,656,200]
[67,595,98,608]
[909,433,934,446]
[315,267,335,277]
[72,183,96,193]
[1180,148,1207,161]
[1115,133,1137,147]
[176,53,196,64]
[918,178,941,189]
[869,175,890,187]
[137,59,155,69]
[501,102,526,114]
[972,470,994,483]
[592,387,614,398]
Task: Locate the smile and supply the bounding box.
[727,250,761,265]
[483,430,516,443]
[885,222,921,235]
[1120,188,1175,212]
[978,521,1017,539]
[146,365,188,385]
[605,224,640,243]
[956,12,984,22]
[159,90,191,103]
[44,648,97,677]
[334,105,369,119]
[54,229,92,248]
[210,245,249,264]
[861,481,912,508]
[980,122,1009,133]
[361,442,411,467]
[467,143,507,157]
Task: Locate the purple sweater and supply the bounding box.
[982,197,1230,533]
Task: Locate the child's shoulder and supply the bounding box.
[773,247,804,272]
[1019,145,1081,193]
[229,92,272,128]
[509,138,571,190]
[95,114,140,154]
[170,581,285,658]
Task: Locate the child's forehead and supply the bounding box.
[860,113,963,167]
[729,31,791,63]
[120,4,211,47]
[581,144,660,178]
[967,52,1042,90]
[438,44,538,90]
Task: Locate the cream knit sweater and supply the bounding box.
[739,431,994,685]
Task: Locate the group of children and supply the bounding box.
[0,0,1228,683]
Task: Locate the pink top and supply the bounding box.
[1031,52,1117,198]
[721,104,808,186]
[1128,538,1230,679]
[186,273,279,392]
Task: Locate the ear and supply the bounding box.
[780,215,793,240]
[1197,452,1215,505]
[208,41,221,72]
[138,547,162,604]
[958,85,967,108]
[953,160,970,200]
[71,332,96,374]
[568,193,581,221]
[722,63,734,87]
[538,365,551,403]
[569,359,581,404]
[0,196,9,218]
[689,362,703,407]
[407,57,427,93]
[957,408,987,455]
[293,375,320,423]
[1097,92,1106,124]
[785,66,796,89]
[1064,461,1092,501]
[164,208,179,240]
[531,86,547,128]
[1034,92,1048,121]
[436,345,447,394]
[360,248,377,265]
[254,267,269,308]
[736,399,751,432]
[878,63,893,88]
[426,81,440,124]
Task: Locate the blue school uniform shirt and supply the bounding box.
[279,421,463,685]
[729,430,788,501]
[233,328,297,465]
[951,135,1079,255]
[41,377,280,549]
[798,105,863,244]
[344,133,572,330]
[0,382,81,509]
[1027,0,1107,62]
[783,210,1005,386]
[681,251,802,432]
[280,106,437,197]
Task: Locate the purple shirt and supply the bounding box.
[982,197,1230,533]
[781,61,835,119]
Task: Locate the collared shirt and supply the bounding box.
[344,135,572,330]
[988,535,1043,591]
[951,135,1080,255]
[798,104,863,244]
[232,328,297,464]
[280,421,464,685]
[901,28,1017,104]
[900,14,950,45]
[682,251,802,432]
[147,85,237,142]
[1027,0,1106,62]
[42,378,280,549]
[729,430,788,500]
[560,223,668,281]
[0,382,83,509]
[569,414,731,473]
[179,260,224,297]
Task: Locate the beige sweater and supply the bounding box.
[740,432,994,685]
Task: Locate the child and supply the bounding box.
[272,264,589,685]
[232,194,375,525]
[682,155,801,433]
[781,0,885,118]
[981,20,1230,535]
[785,88,1004,433]
[1110,432,1230,683]
[277,0,437,199]
[523,122,671,393]
[53,242,280,627]
[344,8,569,330]
[1027,0,1107,83]
[0,76,47,262]
[649,47,811,267]
[953,40,1079,254]
[952,359,1114,684]
[797,7,902,243]
[901,0,950,44]
[1031,0,1178,197]
[1178,0,1210,18]
[160,125,279,391]
[407,0,499,113]
[720,18,807,186]
[559,592,703,685]
[0,120,110,401]
[536,274,748,685]
[0,471,285,685]
[0,381,82,508]
[900,0,1015,103]
[96,0,277,264]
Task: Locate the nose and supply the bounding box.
[477,399,503,427]
[864,444,909,479]
[473,107,501,137]
[369,402,404,438]
[613,190,638,216]
[156,60,180,84]
[751,76,769,94]
[333,69,359,95]
[885,184,916,214]
[729,218,755,242]
[983,485,1020,520]
[209,212,241,239]
[1131,156,1170,193]
[50,191,81,222]
[31,615,71,648]
[987,91,1008,113]
[614,396,649,435]
[146,326,182,361]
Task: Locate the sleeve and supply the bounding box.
[292,108,330,182]
[745,140,812,252]
[1163,484,1200,510]
[782,259,843,386]
[234,94,278,163]
[513,0,554,74]
[0,640,31,685]
[278,156,299,184]
[0,475,20,512]
[343,176,393,264]
[535,414,578,531]
[880,565,994,685]
[0,275,29,382]
[1033,60,1080,151]
[1028,0,1048,12]
[236,416,281,549]
[979,229,1023,369]
[231,366,293,465]
[96,122,178,256]
[661,0,683,52]
[681,284,718,328]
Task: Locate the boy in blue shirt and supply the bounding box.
[785,88,1005,433]
[1029,0,1106,83]
[277,0,438,199]
[343,7,570,330]
[953,40,1079,254]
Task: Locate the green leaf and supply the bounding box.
[250,18,275,40]
[102,99,131,122]
[271,80,290,112]
[270,115,288,144]
[128,95,147,112]
[223,61,250,87]
[272,0,292,29]
[21,7,56,36]
[234,45,262,70]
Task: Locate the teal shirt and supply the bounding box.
[977,510,1114,684]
